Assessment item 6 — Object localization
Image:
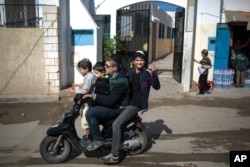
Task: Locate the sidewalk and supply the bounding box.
[148,53,250,99]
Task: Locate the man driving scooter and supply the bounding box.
[84,54,130,151]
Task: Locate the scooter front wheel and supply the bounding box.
[40,136,71,164]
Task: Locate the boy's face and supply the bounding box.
[133,57,145,69]
[201,52,206,58]
[79,67,89,76]
[93,69,104,79]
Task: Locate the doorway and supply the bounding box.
[116,1,185,83]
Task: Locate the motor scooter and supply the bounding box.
[40,94,148,164]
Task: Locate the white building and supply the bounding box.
[0,0,249,101]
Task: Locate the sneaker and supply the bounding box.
[207,87,212,94]
[100,153,119,164]
[80,136,91,147]
[196,93,204,95]
[86,140,104,151]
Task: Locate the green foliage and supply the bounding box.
[103,34,123,60]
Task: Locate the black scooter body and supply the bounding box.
[40,94,148,163]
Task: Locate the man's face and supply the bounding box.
[105,60,117,74]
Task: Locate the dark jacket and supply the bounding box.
[93,70,130,108]
[235,54,249,71]
[128,68,160,112]
[91,77,109,95]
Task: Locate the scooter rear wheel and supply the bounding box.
[40,136,71,164]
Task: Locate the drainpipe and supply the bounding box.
[190,0,198,88]
[219,0,223,23]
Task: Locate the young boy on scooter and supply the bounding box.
[69,59,96,139]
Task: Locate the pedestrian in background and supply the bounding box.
[193,49,212,95]
[231,38,250,87]
[234,53,249,87]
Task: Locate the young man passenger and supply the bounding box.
[100,50,161,164]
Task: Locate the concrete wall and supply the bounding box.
[43,6,61,95]
[193,23,216,83]
[149,2,173,62]
[0,5,61,101]
[0,28,47,96]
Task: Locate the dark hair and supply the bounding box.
[77,60,92,71]
[107,54,122,68]
[93,62,105,73]
[201,49,208,56]
[133,50,146,60]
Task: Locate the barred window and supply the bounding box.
[1,0,41,28]
[159,23,165,38]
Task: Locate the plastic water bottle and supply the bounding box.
[213,70,218,80]
[245,79,250,88]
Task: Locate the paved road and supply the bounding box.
[1,75,250,166]
[1,101,250,167]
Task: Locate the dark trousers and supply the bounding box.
[85,105,124,141]
[111,105,139,156]
[236,70,245,87]
[198,74,208,94]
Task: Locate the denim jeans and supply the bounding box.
[85,105,124,141]
[111,105,140,157]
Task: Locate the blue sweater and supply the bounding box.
[128,68,160,112]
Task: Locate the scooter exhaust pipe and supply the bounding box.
[122,140,141,151]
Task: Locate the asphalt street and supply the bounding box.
[0,77,250,167]
[0,75,250,167]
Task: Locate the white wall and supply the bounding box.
[70,0,98,84]
[193,0,220,83]
[224,0,250,11]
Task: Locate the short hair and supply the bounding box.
[93,62,105,73]
[77,60,92,71]
[201,49,208,56]
[106,54,123,68]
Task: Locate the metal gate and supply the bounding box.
[173,9,185,83]
[116,2,150,68]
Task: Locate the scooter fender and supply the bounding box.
[46,123,71,136]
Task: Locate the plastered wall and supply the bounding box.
[0,6,61,101]
[0,28,47,97]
